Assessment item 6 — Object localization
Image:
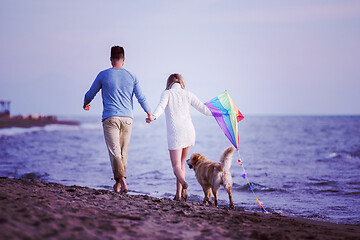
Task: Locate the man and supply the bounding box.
[83,46,151,193]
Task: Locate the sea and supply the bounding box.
[0,115,359,225]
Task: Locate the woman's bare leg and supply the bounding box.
[174,179,181,200]
[170,149,188,200]
[180,146,191,201]
[181,146,191,175]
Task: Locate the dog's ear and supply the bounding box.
[191,153,205,164]
[189,154,196,165]
[195,153,207,160]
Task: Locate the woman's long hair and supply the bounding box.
[165,73,185,90]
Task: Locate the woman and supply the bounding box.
[147,73,212,201]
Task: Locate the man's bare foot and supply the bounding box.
[119,177,128,193]
[173,195,181,201]
[113,183,120,193]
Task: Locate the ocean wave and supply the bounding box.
[304,213,329,220]
[0,126,45,137]
[97,185,113,191]
[0,124,81,137]
[233,182,279,192]
[79,123,102,130]
[309,180,337,186]
[318,149,360,163]
[347,181,360,185]
[326,152,341,159]
[344,191,360,195]
[0,122,104,137]
[317,189,340,193]
[347,149,360,158]
[43,124,80,131]
[136,170,165,180]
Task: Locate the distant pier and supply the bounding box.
[0,100,79,129]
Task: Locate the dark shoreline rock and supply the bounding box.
[0,116,79,129]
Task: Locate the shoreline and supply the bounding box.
[1,178,359,239]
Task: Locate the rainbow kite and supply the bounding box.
[205,91,273,214]
[205,91,244,150]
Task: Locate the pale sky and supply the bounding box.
[1,0,359,117]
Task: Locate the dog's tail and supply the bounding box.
[220,146,235,171]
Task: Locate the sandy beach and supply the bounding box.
[0,178,359,240]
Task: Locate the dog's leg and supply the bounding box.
[226,186,235,209]
[207,191,213,206]
[212,189,219,207]
[212,179,221,207]
[202,186,212,206]
[211,184,220,207]
[222,171,234,209]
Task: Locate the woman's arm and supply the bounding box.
[153,91,170,119]
[189,92,212,116]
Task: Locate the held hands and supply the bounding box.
[146,114,156,124]
[145,111,155,124]
[83,103,91,111]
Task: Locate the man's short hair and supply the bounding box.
[111,46,125,60]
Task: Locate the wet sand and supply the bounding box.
[0,177,359,240]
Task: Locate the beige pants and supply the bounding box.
[102,116,133,179]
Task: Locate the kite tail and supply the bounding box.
[220,146,235,171]
[236,151,272,214]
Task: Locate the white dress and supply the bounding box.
[153,83,212,150]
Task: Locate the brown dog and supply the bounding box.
[187,146,235,208]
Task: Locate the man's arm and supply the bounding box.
[133,77,151,114]
[83,73,102,110]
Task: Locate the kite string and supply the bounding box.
[236,150,269,214]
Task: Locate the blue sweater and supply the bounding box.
[84,68,150,121]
